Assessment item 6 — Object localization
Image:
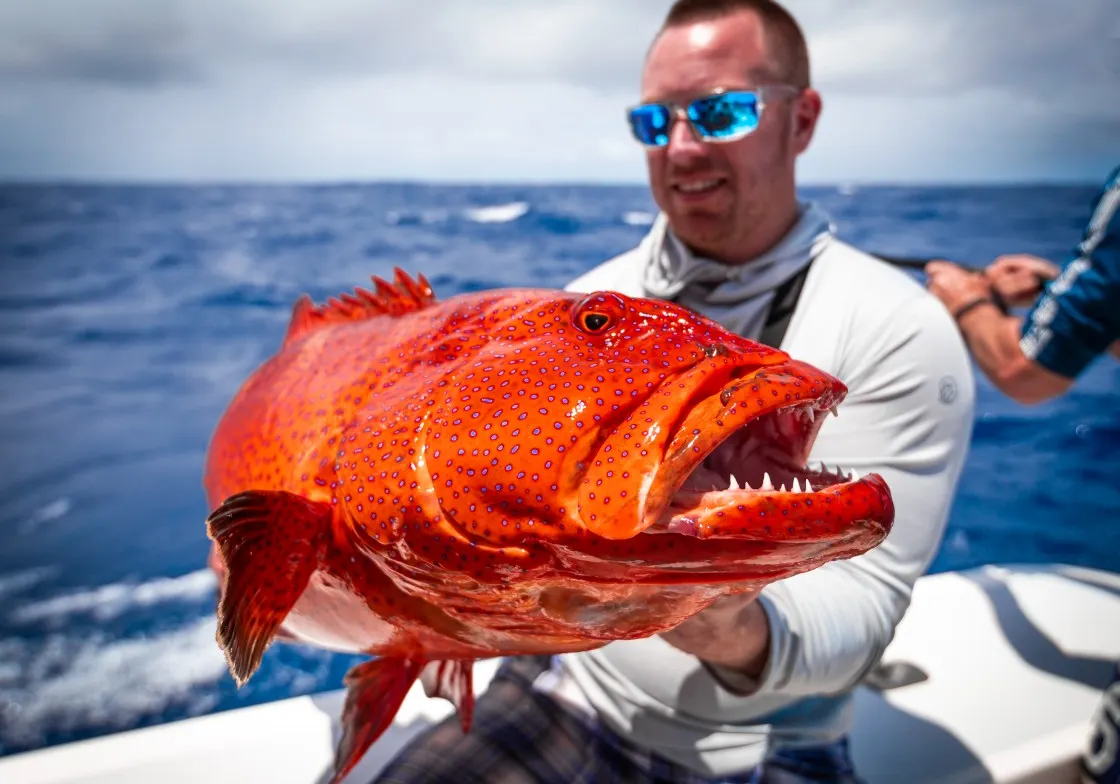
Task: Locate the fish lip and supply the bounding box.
[576,355,890,548]
[646,402,896,543]
[633,361,841,528]
[635,360,892,543]
[652,469,895,540]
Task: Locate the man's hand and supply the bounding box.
[659,588,769,678]
[925,260,993,316]
[984,254,1059,308]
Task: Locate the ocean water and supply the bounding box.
[1,182,1117,757]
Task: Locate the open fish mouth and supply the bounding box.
[653,401,893,542]
[655,359,894,543]
[578,354,894,546]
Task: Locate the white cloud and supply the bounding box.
[0,0,659,88]
[0,0,1115,182]
[0,73,643,182]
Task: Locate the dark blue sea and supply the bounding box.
[1,182,1118,757]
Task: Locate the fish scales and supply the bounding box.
[203,269,894,783]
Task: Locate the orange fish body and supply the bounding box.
[203,270,894,782]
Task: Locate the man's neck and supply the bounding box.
[691,203,803,266]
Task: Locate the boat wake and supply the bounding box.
[0,571,226,753]
[8,569,218,625]
[0,569,352,756]
[0,615,227,753]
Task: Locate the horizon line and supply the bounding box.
[0,176,1102,189]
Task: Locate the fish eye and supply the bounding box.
[572,292,626,335]
[580,311,612,332]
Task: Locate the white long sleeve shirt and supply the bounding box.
[547,232,976,775]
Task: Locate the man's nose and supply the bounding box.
[665,113,708,163]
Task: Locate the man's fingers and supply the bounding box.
[1028,258,1061,279]
[924,260,958,276]
[991,254,1060,280]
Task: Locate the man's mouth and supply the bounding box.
[672,178,725,198]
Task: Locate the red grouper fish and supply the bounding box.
[203,269,895,783]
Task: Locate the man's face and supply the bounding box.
[639,12,820,262]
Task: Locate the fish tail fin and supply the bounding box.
[420,659,477,734]
[332,656,426,784]
[206,489,330,685]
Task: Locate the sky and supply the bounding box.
[0,0,1116,184]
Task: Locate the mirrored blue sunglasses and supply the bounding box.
[626,86,797,148]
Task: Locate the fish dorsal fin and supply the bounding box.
[284,268,436,345]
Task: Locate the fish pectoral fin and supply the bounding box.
[419,659,476,734]
[333,656,425,784]
[283,268,437,345]
[205,489,330,685]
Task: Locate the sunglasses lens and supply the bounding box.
[628,104,672,146]
[688,92,760,140]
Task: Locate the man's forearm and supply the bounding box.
[694,599,773,696]
[956,303,1071,404]
[954,303,1025,380]
[709,600,771,678]
[659,592,771,681]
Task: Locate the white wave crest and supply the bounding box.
[0,616,228,749]
[19,498,71,533]
[0,567,59,602]
[9,570,218,625]
[463,202,529,223]
[622,210,655,226]
[186,345,263,388]
[210,247,271,286]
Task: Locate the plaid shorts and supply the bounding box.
[371,655,863,784]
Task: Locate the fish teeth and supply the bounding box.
[792,477,802,493]
[761,472,773,491]
[805,479,813,493]
[805,407,816,423]
[851,469,861,482]
[729,474,740,491]
[830,405,840,417]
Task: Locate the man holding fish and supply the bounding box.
[364,1,976,781]
[203,1,976,782]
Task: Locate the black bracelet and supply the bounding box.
[953,296,997,321]
[989,288,1010,314]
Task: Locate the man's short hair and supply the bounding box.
[659,0,811,88]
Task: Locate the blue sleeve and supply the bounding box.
[1019,165,1120,378]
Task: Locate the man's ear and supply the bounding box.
[792,88,822,155]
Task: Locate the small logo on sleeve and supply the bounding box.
[938,377,958,404]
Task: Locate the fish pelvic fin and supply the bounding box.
[205,489,330,685]
[420,659,476,734]
[283,268,437,345]
[333,656,425,784]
